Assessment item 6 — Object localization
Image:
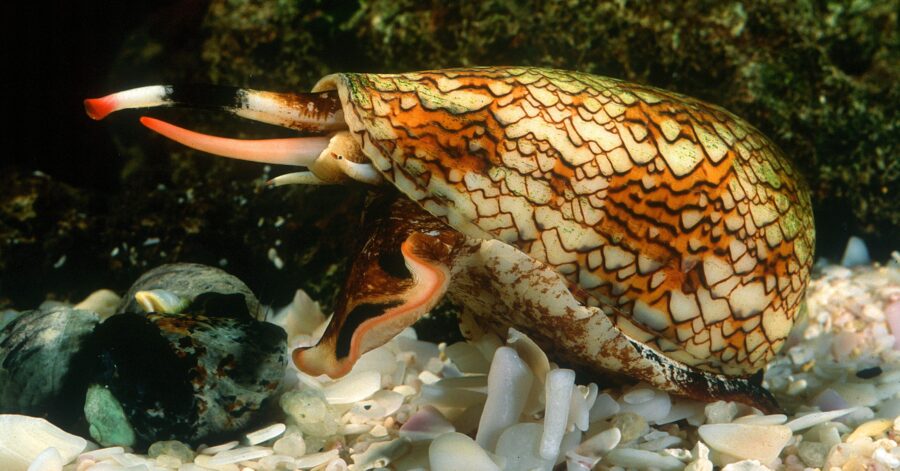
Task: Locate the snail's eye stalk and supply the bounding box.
[84,84,346,133]
[84,84,382,186]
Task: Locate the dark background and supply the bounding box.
[1,0,897,310]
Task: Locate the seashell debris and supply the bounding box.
[5,251,900,470]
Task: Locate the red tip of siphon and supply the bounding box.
[83,96,116,120]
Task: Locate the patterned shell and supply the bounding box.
[314,67,815,376]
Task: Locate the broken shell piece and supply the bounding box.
[475,347,533,450]
[619,386,671,424]
[444,342,490,374]
[0,415,87,471]
[785,407,857,432]
[268,289,329,347]
[495,423,554,470]
[245,423,286,446]
[541,369,576,460]
[605,448,685,471]
[350,437,410,469]
[349,390,404,419]
[400,406,455,441]
[588,393,620,422]
[430,432,500,471]
[322,370,381,405]
[698,423,792,466]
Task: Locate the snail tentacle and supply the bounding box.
[85,84,345,132]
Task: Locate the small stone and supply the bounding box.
[588,393,620,422]
[620,388,671,424]
[293,450,339,469]
[605,448,684,471]
[83,385,136,447]
[704,400,738,424]
[541,369,576,459]
[698,423,792,465]
[720,460,772,471]
[685,442,713,471]
[797,441,829,468]
[430,432,500,471]
[495,423,554,471]
[831,382,878,407]
[575,426,621,458]
[609,412,648,443]
[148,440,194,463]
[475,346,533,451]
[272,430,306,458]
[280,390,340,437]
[785,407,857,432]
[846,419,892,442]
[245,423,286,446]
[400,406,455,441]
[322,371,381,405]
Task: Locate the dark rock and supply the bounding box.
[117,263,263,320]
[75,312,287,447]
[0,307,100,425]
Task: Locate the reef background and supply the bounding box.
[1,0,897,311]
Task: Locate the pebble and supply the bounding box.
[704,400,738,424]
[784,407,856,432]
[294,450,339,469]
[610,413,649,443]
[495,423,554,471]
[575,426,621,457]
[846,419,892,442]
[605,448,684,471]
[245,423,286,445]
[797,441,829,467]
[272,431,306,458]
[399,406,455,441]
[620,388,671,424]
[475,347,533,451]
[322,371,381,404]
[720,460,772,471]
[430,433,500,471]
[698,423,792,465]
[541,369,576,459]
[588,393,620,422]
[147,441,194,463]
[0,415,87,471]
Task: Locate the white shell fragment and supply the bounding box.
[475,346,533,451]
[605,448,685,471]
[400,406,455,441]
[26,447,62,471]
[0,415,87,471]
[495,423,554,471]
[430,433,500,471]
[322,370,381,404]
[698,423,792,465]
[245,423,286,446]
[541,369,576,460]
[10,260,900,470]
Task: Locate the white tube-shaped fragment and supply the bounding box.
[541,369,576,460]
[475,346,533,451]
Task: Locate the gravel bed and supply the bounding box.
[2,254,899,471]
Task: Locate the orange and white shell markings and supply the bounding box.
[314,67,815,377]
